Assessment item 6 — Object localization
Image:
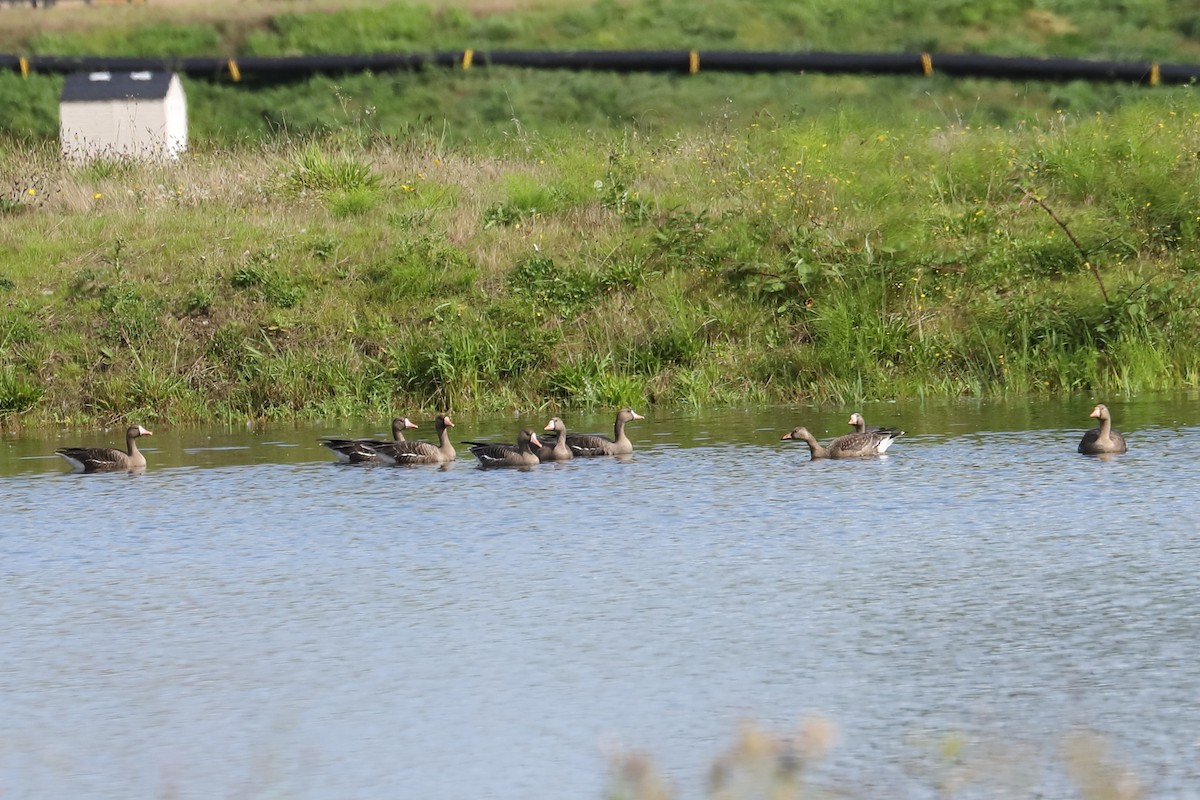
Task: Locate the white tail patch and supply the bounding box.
[876,436,896,454]
[56,453,88,472]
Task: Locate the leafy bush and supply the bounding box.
[508,255,603,316]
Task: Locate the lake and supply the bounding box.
[2,396,1199,799]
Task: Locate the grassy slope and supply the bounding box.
[1,0,1199,425]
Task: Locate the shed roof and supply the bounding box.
[61,71,175,103]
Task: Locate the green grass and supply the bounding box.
[2,0,1200,142]
[1,0,1199,424]
[2,92,1200,425]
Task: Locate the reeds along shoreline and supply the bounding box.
[2,96,1199,426]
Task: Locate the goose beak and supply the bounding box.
[406,420,419,429]
[631,411,645,420]
[780,432,793,440]
[543,421,555,431]
[139,427,154,436]
[530,433,542,448]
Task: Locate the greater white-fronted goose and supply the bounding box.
[534,417,573,461]
[847,412,905,436]
[321,416,419,464]
[56,425,153,472]
[374,414,457,465]
[848,412,876,433]
[555,408,644,457]
[470,427,543,468]
[781,425,903,459]
[1078,403,1128,454]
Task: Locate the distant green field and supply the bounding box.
[1,0,1199,142]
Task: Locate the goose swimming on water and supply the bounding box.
[320,416,419,464]
[1078,404,1127,455]
[549,408,644,457]
[847,412,886,433]
[372,415,457,465]
[56,425,153,472]
[470,427,543,468]
[533,417,573,461]
[781,425,904,460]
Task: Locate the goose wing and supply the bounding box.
[827,429,904,458]
[468,441,521,465]
[56,446,127,472]
[1078,427,1127,454]
[320,438,392,463]
[563,433,615,457]
[379,439,447,464]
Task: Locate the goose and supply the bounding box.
[552,408,644,457]
[470,427,543,468]
[56,425,153,472]
[781,425,903,459]
[321,416,419,464]
[373,415,457,465]
[534,417,573,461]
[847,412,905,436]
[847,412,878,433]
[1078,404,1128,454]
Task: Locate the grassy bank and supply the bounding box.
[2,93,1199,426]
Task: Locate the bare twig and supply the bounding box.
[1018,185,1108,303]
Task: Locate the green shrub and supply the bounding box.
[508,255,604,316]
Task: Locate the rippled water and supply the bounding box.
[3,396,1200,799]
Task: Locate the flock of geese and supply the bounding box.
[319,407,645,468]
[52,404,1127,473]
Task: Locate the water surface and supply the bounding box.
[3,396,1199,798]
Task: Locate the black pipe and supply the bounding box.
[933,53,1158,83]
[699,51,926,75]
[3,49,1198,85]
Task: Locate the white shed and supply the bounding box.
[59,71,188,162]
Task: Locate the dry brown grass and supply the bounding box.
[606,721,1148,800]
[1,137,605,297]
